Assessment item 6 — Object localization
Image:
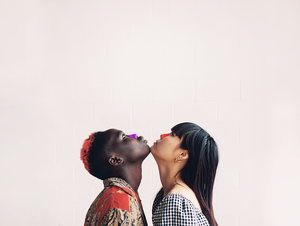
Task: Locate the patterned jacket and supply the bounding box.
[84,177,148,226]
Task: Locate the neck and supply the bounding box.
[118,164,143,192]
[156,161,183,196]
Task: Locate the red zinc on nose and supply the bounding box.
[160,133,169,140]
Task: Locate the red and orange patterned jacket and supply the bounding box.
[84,177,148,226]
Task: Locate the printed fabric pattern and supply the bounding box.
[84,177,147,226]
[152,188,210,226]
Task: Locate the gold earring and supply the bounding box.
[175,157,178,163]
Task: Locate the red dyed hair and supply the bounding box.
[80,133,95,173]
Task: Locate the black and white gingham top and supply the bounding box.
[152,188,210,226]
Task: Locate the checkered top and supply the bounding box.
[152,188,210,226]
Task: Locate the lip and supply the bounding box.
[137,135,148,144]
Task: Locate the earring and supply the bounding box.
[175,157,178,163]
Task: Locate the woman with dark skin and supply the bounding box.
[151,122,219,226]
[80,129,150,226]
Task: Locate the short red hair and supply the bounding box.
[80,133,95,173]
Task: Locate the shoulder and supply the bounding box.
[158,193,195,213]
[152,188,195,214]
[170,185,202,211]
[101,186,131,212]
[87,186,145,226]
[87,186,131,223]
[152,193,210,226]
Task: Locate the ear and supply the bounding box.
[108,155,124,166]
[177,150,189,161]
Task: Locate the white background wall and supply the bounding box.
[1,0,300,225]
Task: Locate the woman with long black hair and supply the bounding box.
[151,122,219,226]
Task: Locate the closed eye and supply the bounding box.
[119,131,126,139]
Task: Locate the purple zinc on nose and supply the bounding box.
[127,134,137,139]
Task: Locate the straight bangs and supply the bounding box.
[171,122,201,139]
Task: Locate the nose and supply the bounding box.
[160,133,169,140]
[127,134,137,139]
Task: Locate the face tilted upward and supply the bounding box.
[150,131,184,163]
[105,129,150,164]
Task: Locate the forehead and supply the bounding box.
[100,129,121,150]
[104,128,122,138]
[105,128,121,134]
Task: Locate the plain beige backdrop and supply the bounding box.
[1,0,300,225]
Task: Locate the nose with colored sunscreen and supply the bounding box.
[160,133,169,140]
[127,134,137,139]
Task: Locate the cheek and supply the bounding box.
[151,143,174,162]
[159,138,172,148]
[154,140,172,155]
[130,141,149,156]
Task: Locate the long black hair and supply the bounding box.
[172,122,219,226]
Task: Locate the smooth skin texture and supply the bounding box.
[151,132,202,211]
[104,129,150,191]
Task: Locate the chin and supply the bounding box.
[145,147,151,155]
[150,149,156,158]
[142,146,151,158]
[150,146,154,153]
